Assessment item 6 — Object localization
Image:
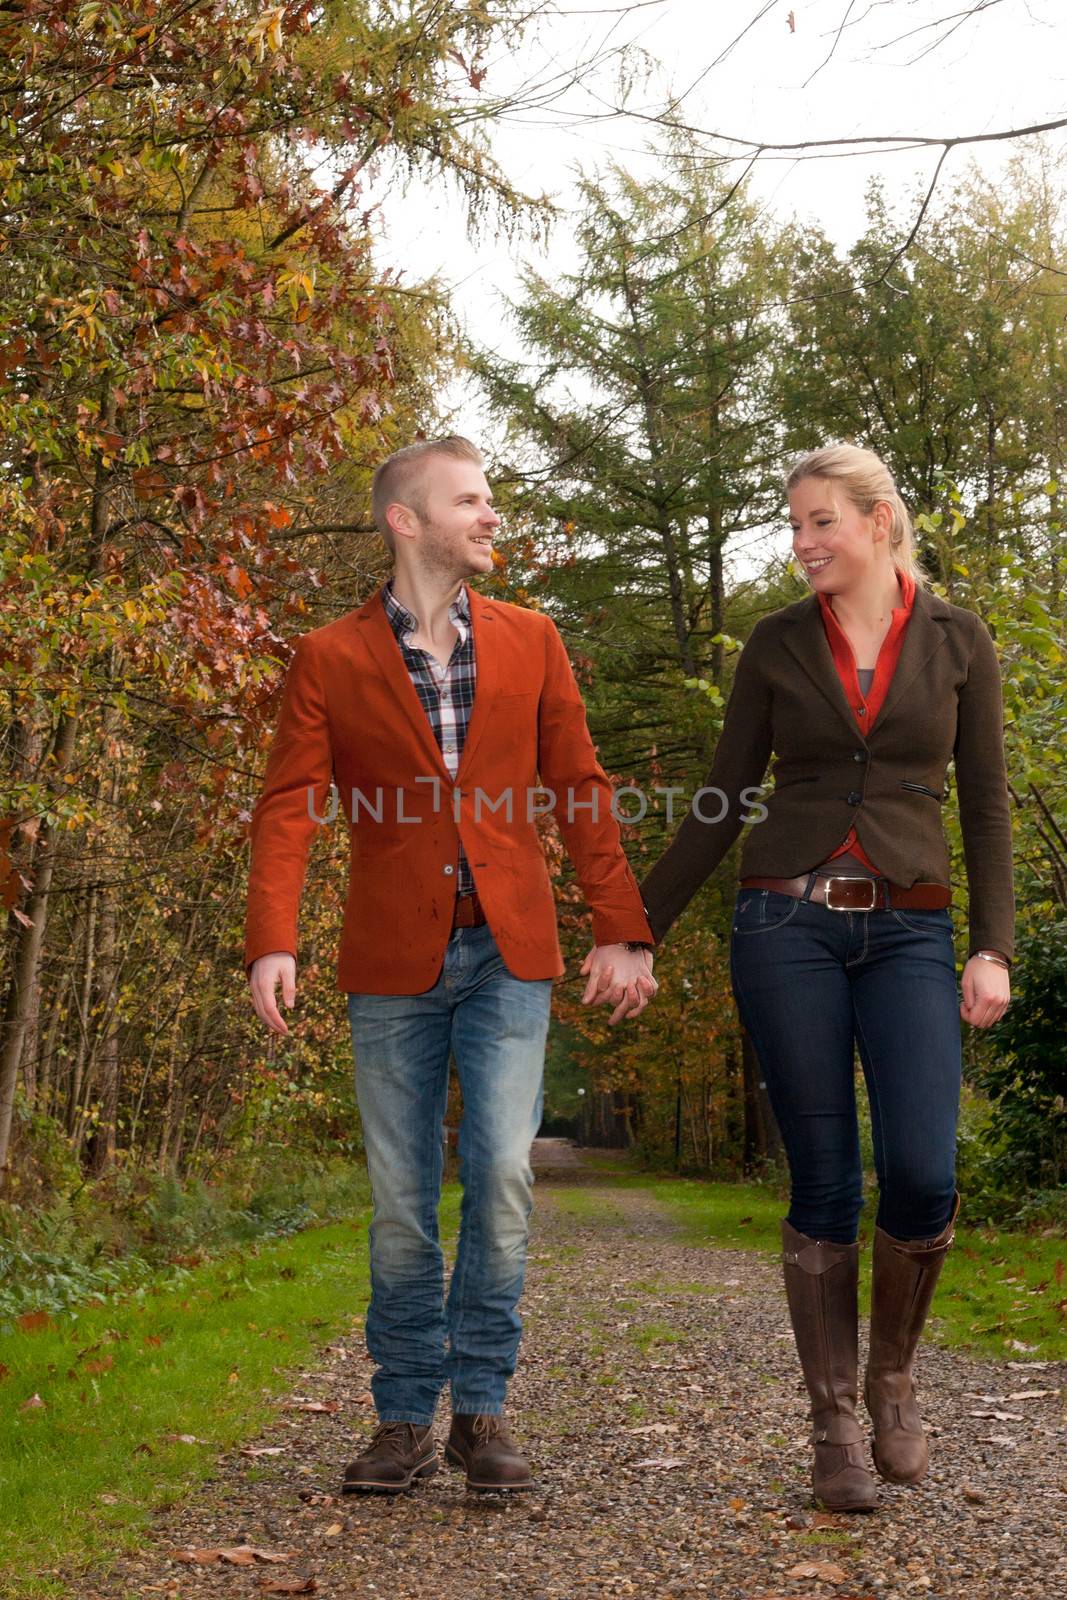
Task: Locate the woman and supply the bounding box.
[631,445,1013,1511]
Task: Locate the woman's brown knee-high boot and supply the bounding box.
[863,1194,959,1485]
[781,1220,878,1512]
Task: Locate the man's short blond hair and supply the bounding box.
[371,435,484,554]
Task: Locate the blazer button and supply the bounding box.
[443,864,454,875]
[853,750,868,762]
[847,791,862,806]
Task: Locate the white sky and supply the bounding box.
[363,0,1066,568]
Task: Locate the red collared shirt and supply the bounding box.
[818,569,916,874]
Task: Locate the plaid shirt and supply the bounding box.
[381,578,476,894]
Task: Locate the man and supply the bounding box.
[245,435,657,1494]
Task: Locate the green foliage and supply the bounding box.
[0,1149,369,1320]
[976,916,1067,1202]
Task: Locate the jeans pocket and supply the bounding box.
[733,889,801,935]
[889,906,953,936]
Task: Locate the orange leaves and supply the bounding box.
[15,1309,54,1334]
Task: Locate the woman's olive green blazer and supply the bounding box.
[639,585,1015,961]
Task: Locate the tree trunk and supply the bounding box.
[740,1026,782,1172]
[0,711,79,1180]
[67,884,98,1148]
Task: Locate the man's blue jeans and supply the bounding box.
[730,890,961,1245]
[347,922,552,1425]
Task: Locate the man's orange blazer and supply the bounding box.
[244,587,655,993]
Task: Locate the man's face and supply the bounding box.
[393,457,500,580]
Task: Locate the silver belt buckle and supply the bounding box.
[824,876,878,912]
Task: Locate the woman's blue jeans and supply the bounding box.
[347,922,552,1425]
[730,889,961,1245]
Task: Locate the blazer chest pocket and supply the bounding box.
[900,779,944,802]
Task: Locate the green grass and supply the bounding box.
[0,1188,461,1599]
[627,1320,684,1356]
[637,1177,1066,1363]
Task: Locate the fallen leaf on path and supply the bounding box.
[163,1433,206,1445]
[258,1580,316,1595]
[1007,1359,1051,1370]
[1006,1389,1059,1401]
[634,1455,687,1469]
[172,1546,297,1566]
[297,1491,341,1506]
[626,1422,677,1435]
[285,1400,340,1414]
[968,1410,1023,1421]
[787,1559,849,1582]
[979,1434,1017,1446]
[321,1523,343,1537]
[240,1446,288,1457]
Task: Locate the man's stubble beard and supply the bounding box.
[414,517,478,585]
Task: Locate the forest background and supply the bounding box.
[1,0,1064,1316]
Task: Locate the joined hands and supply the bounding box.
[580,944,658,1025]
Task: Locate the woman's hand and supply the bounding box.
[960,954,1011,1029]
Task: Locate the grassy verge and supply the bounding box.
[0,1189,460,1599]
[555,1163,1065,1363]
[648,1176,1065,1363]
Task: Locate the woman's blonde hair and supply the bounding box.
[785,444,928,588]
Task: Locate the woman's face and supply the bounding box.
[789,477,889,595]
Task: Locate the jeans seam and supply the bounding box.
[853,1001,888,1213]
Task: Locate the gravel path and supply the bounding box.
[85,1154,1066,1600]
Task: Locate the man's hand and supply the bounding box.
[960,954,1010,1029]
[579,944,658,1025]
[249,951,297,1036]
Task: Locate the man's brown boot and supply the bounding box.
[781,1220,878,1512]
[341,1421,438,1494]
[864,1194,959,1485]
[446,1413,533,1491]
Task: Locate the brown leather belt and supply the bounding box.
[740,873,951,912]
[452,891,488,929]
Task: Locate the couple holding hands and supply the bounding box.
[244,435,1013,1511]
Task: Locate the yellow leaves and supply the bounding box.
[276,269,316,309]
[61,296,103,350]
[246,6,286,60]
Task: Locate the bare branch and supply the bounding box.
[803,0,862,88]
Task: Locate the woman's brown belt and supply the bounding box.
[740,874,951,912]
